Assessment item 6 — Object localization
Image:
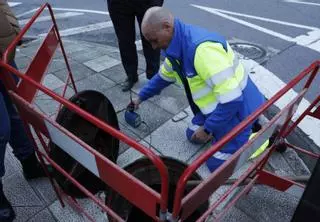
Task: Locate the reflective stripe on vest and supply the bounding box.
[159,59,176,82]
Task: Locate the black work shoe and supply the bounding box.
[122,78,138,92]
[0,183,15,222]
[21,153,47,180]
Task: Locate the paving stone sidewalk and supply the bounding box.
[3,38,311,221]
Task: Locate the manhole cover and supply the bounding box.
[230,42,266,60]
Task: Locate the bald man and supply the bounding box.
[130,7,267,172]
[106,0,163,92]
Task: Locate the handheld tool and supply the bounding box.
[124,91,141,128]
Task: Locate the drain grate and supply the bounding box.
[230,42,267,60]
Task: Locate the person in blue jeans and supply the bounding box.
[0,61,46,221]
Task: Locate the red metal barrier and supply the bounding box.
[1,3,319,221]
[171,61,320,221]
[0,3,169,221]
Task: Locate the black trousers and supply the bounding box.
[107,0,163,81]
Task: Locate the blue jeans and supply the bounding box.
[0,61,34,177]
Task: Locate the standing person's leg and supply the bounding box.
[0,84,16,221]
[107,0,138,91]
[136,0,163,79]
[0,62,45,179]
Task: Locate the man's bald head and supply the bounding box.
[141,7,174,50]
[141,7,173,34]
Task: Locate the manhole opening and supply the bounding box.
[127,183,204,222]
[107,157,208,221]
[230,42,267,60]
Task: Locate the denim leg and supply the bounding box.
[0,62,34,163]
[0,90,11,178]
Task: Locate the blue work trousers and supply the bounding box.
[186,112,252,172]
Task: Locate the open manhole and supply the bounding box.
[230,42,267,60]
[49,90,119,197]
[107,157,209,222]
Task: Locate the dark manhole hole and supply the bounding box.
[230,42,267,60]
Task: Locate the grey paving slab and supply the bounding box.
[35,86,75,117]
[49,196,106,222]
[173,106,194,125]
[143,75,189,108]
[29,178,57,206]
[220,206,256,222]
[104,85,135,112]
[100,64,127,84]
[186,146,211,179]
[130,74,149,94]
[118,123,142,155]
[42,73,66,91]
[59,42,92,54]
[282,149,310,176]
[117,140,161,168]
[12,206,44,222]
[47,59,69,73]
[137,53,147,72]
[150,84,189,115]
[83,55,121,72]
[3,173,44,206]
[117,100,172,138]
[268,152,295,176]
[28,208,57,222]
[74,73,116,95]
[235,185,298,222]
[15,55,31,70]
[3,146,21,179]
[54,61,96,82]
[69,49,107,63]
[144,118,203,162]
[17,44,41,57]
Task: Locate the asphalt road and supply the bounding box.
[10,0,320,101]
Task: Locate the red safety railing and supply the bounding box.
[1,3,319,221]
[0,3,169,221]
[171,61,320,221]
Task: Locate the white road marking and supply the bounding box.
[19,12,83,26]
[17,7,109,19]
[199,7,318,31]
[8,2,21,7]
[40,21,113,37]
[285,0,320,7]
[192,4,320,52]
[16,8,39,18]
[52,7,109,15]
[192,5,295,42]
[241,58,320,148]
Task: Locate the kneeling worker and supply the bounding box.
[130,7,266,172]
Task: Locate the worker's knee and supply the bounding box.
[206,156,225,172]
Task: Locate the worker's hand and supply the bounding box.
[191,126,213,144]
[128,98,141,110]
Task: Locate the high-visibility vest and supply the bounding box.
[161,42,246,115]
[161,19,248,115]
